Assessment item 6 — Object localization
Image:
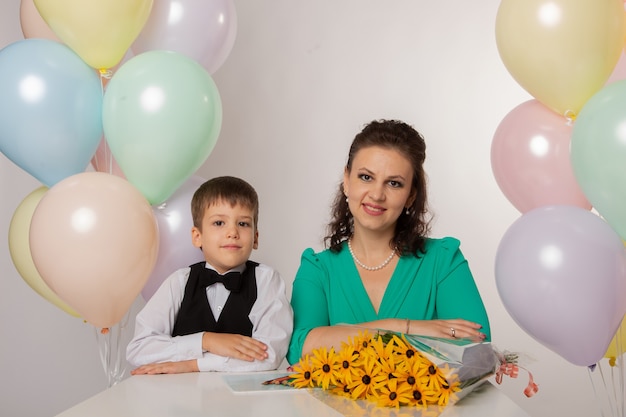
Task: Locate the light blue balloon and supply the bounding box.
[0,39,103,187]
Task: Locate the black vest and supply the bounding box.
[171,260,259,337]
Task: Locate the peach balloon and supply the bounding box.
[8,186,80,317]
[29,172,159,328]
[91,137,125,178]
[491,99,591,213]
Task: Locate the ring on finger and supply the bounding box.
[450,327,456,338]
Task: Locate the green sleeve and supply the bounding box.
[431,238,491,341]
[287,248,330,364]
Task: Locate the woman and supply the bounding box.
[287,119,490,365]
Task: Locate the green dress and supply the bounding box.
[287,237,491,365]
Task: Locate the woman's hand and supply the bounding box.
[408,319,486,342]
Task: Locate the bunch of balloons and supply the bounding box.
[2,0,236,329]
[492,0,626,368]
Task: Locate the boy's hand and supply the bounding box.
[202,332,268,362]
[130,359,198,375]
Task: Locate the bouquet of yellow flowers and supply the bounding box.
[283,329,523,414]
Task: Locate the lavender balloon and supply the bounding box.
[142,176,206,301]
[495,205,626,366]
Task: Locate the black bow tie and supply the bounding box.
[199,268,243,292]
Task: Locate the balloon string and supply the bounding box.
[94,310,131,387]
[97,69,115,176]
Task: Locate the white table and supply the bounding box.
[55,371,531,417]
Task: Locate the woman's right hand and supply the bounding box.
[408,319,486,342]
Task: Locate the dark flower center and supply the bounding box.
[406,349,415,358]
[304,371,311,380]
[428,365,436,375]
[389,392,397,400]
[342,360,350,369]
[322,364,330,373]
[362,341,369,348]
[362,375,371,384]
[413,390,422,400]
[407,376,416,385]
[343,385,350,393]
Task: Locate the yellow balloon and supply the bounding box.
[606,314,626,363]
[33,0,153,69]
[496,0,624,118]
[8,186,80,317]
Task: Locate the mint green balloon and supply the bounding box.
[571,79,626,239]
[103,50,222,205]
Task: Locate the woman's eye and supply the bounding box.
[389,180,403,188]
[358,174,371,181]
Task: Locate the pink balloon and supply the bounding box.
[141,175,206,301]
[29,172,159,328]
[491,99,591,213]
[131,0,237,74]
[91,137,125,178]
[495,205,626,366]
[19,0,61,42]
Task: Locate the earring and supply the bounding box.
[405,207,410,215]
[345,196,349,203]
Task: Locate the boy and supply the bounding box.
[127,176,293,373]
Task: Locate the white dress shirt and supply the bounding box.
[126,262,293,372]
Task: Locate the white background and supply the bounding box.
[0,1,609,416]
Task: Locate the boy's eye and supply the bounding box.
[238,221,251,227]
[213,220,225,226]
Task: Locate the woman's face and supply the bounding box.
[343,146,415,236]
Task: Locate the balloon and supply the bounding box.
[606,50,626,85]
[33,0,153,69]
[491,99,591,213]
[90,137,125,178]
[495,0,624,117]
[20,0,61,42]
[103,51,222,205]
[8,186,80,317]
[29,172,159,328]
[605,315,626,361]
[495,205,626,366]
[132,0,237,74]
[571,80,626,240]
[142,176,206,301]
[0,39,102,187]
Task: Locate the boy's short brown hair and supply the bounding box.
[191,176,259,230]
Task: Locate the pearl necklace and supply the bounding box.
[347,239,396,271]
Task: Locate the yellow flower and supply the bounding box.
[336,345,360,384]
[342,330,374,360]
[407,380,439,408]
[348,355,387,400]
[376,378,413,408]
[422,362,450,392]
[290,355,316,388]
[330,380,353,398]
[310,347,341,390]
[391,334,428,368]
[436,370,460,407]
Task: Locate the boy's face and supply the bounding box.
[191,199,258,274]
